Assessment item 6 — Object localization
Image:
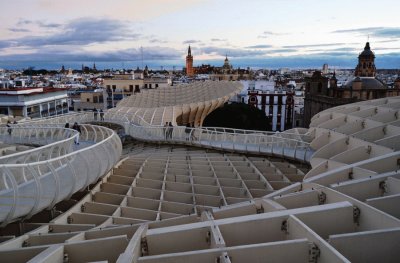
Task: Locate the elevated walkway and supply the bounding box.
[0,124,122,225]
[26,112,314,163]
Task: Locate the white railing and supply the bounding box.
[21,112,94,125]
[100,110,313,162]
[32,111,313,162]
[0,124,122,226]
[125,123,313,162]
[0,127,78,164]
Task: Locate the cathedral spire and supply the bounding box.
[188,45,191,56]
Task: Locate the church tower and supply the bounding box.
[185,45,194,77]
[330,71,337,87]
[355,42,376,77]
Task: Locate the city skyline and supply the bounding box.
[1,0,400,69]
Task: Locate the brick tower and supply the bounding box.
[186,45,194,77]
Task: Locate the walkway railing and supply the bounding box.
[0,126,78,164]
[21,111,314,162]
[125,123,314,162]
[0,124,122,225]
[104,110,314,162]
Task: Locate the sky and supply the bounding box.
[0,0,399,69]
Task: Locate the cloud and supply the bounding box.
[210,38,227,42]
[245,44,273,49]
[8,28,31,33]
[0,18,140,49]
[200,46,266,57]
[373,47,400,51]
[269,48,298,53]
[182,39,201,44]
[308,47,357,53]
[17,19,63,28]
[310,52,357,57]
[149,38,168,44]
[258,31,286,38]
[0,46,182,62]
[282,43,346,48]
[333,27,400,39]
[0,41,14,49]
[37,21,63,28]
[1,49,400,69]
[376,39,399,43]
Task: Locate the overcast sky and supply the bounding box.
[0,0,399,69]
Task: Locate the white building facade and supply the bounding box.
[0,87,69,118]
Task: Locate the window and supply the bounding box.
[93,96,98,103]
[0,107,9,115]
[129,85,133,92]
[155,84,159,88]
[86,98,90,102]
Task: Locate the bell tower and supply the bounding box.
[355,42,376,77]
[185,45,194,77]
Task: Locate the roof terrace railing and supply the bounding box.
[0,126,78,164]
[21,111,313,163]
[0,124,122,226]
[125,122,313,162]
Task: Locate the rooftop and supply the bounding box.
[0,82,399,262]
[0,87,67,96]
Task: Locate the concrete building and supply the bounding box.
[0,87,68,118]
[247,81,295,131]
[232,81,302,131]
[103,74,170,108]
[73,90,106,111]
